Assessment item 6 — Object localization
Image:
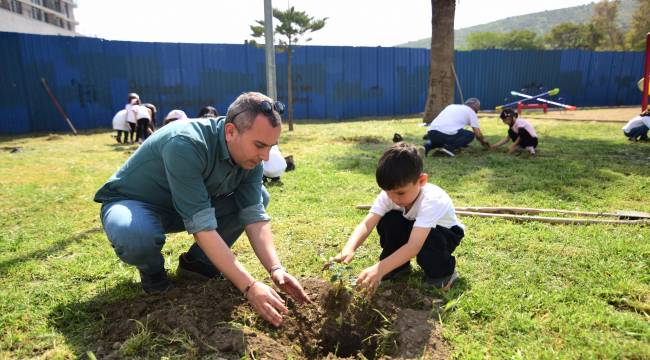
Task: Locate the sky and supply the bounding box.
[76,0,597,47]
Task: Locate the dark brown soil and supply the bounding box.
[91,278,449,359]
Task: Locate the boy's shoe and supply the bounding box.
[424,270,459,290]
[140,269,174,295]
[177,252,221,281]
[383,264,412,281]
[433,148,455,157]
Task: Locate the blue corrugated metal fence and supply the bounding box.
[0,31,644,134]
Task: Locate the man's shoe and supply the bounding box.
[140,269,174,294]
[383,264,412,281]
[177,252,221,281]
[424,270,459,290]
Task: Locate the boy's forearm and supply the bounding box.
[376,242,421,276]
[343,222,371,252]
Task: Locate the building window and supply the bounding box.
[31,7,43,21]
[54,0,61,12]
[7,0,22,14]
[31,0,43,6]
[63,2,68,17]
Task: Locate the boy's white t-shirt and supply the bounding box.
[622,116,650,133]
[112,109,130,131]
[427,104,480,135]
[369,183,462,229]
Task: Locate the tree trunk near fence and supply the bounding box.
[287,46,294,131]
[423,0,456,122]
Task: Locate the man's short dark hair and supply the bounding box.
[376,142,423,190]
[225,92,282,132]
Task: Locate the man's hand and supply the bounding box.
[246,281,288,327]
[355,263,383,297]
[271,269,311,304]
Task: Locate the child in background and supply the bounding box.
[622,110,650,142]
[111,109,130,144]
[197,106,219,118]
[491,108,538,155]
[163,109,189,125]
[125,93,140,143]
[332,142,464,293]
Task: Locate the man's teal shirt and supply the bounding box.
[94,117,269,234]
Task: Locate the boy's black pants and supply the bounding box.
[377,210,463,279]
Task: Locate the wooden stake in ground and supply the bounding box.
[354,205,650,225]
[40,78,78,135]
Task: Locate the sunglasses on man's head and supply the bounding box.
[228,100,285,124]
[260,100,285,115]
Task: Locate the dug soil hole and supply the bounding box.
[92,278,449,359]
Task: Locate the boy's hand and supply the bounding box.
[246,281,288,327]
[332,249,355,264]
[355,264,382,296]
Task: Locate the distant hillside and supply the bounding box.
[398,0,636,49]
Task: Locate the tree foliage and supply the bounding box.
[250,7,327,131]
[545,23,603,50]
[625,0,650,50]
[591,0,625,50]
[251,7,327,49]
[464,30,543,50]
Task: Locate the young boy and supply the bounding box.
[333,142,464,293]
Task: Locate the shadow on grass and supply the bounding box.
[0,227,102,276]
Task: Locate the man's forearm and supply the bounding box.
[245,221,281,272]
[194,230,254,292]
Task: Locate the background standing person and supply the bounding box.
[111,109,130,144]
[423,98,489,157]
[134,102,154,143]
[125,93,140,143]
[94,92,309,327]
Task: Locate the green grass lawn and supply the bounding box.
[1,116,649,359]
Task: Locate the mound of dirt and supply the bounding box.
[91,278,449,359]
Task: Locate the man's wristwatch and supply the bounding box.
[268,264,286,276]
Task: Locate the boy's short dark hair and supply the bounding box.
[376,142,423,190]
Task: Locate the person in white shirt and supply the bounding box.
[112,109,130,144]
[622,110,650,142]
[423,98,489,157]
[332,143,464,292]
[262,145,287,181]
[124,93,140,143]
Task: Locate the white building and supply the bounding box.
[0,0,77,36]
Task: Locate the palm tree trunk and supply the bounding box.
[287,46,294,131]
[423,0,456,123]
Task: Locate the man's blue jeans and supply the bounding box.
[100,187,270,276]
[624,125,649,141]
[424,129,475,152]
